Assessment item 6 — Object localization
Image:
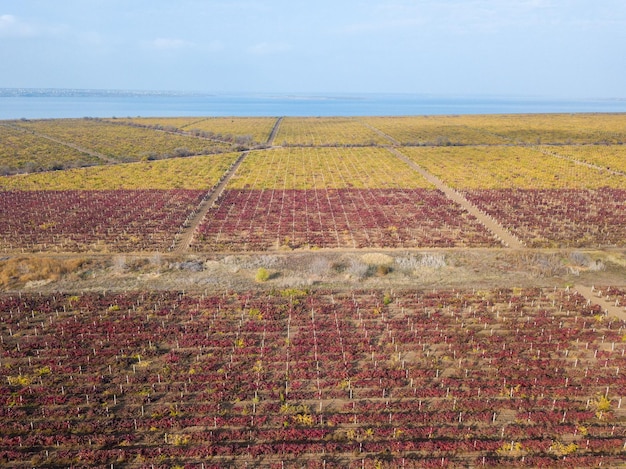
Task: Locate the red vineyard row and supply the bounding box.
[464,188,626,248]
[2,288,626,467]
[1,188,625,253]
[192,189,499,250]
[0,190,206,252]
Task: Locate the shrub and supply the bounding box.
[255,267,271,282]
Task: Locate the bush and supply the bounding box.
[255,267,271,282]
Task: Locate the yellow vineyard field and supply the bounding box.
[399,145,626,189]
[472,113,626,144]
[227,147,434,190]
[542,144,626,174]
[0,152,240,190]
[361,113,626,145]
[275,117,389,146]
[11,118,231,161]
[103,117,205,129]
[0,124,100,173]
[360,115,509,145]
[106,117,278,144]
[182,117,278,144]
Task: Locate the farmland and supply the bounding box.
[275,117,390,146]
[0,153,241,191]
[1,113,626,467]
[0,124,101,174]
[359,114,626,145]
[4,118,234,167]
[107,117,279,146]
[2,287,626,468]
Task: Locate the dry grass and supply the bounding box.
[0,257,86,289]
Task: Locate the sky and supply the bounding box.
[0,0,625,98]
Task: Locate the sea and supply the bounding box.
[1,91,625,119]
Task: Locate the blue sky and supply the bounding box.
[1,0,624,97]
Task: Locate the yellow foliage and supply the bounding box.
[550,441,577,456]
[255,267,270,282]
[227,147,433,190]
[168,434,190,446]
[400,145,626,190]
[292,413,314,426]
[595,395,612,412]
[496,441,523,455]
[7,375,31,386]
[248,308,263,320]
[338,378,351,390]
[280,403,310,415]
[0,152,240,190]
[280,288,308,299]
[35,366,51,376]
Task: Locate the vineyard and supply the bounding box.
[541,145,626,175]
[358,116,510,146]
[106,117,279,146]
[0,115,625,251]
[1,113,625,467]
[0,190,206,252]
[0,153,241,191]
[191,147,499,250]
[359,114,626,146]
[0,124,101,174]
[398,146,626,190]
[1,287,626,468]
[274,118,389,146]
[6,119,233,165]
[463,189,626,248]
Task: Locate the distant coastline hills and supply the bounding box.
[0,88,210,98]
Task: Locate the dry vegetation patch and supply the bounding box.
[0,256,87,288]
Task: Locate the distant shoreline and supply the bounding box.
[0,88,212,98]
[1,91,625,120]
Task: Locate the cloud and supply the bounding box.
[248,42,292,56]
[0,14,37,37]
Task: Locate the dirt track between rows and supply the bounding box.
[575,284,626,321]
[387,147,525,249]
[172,151,249,253]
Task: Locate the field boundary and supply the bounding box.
[267,117,283,145]
[388,147,525,249]
[171,151,249,253]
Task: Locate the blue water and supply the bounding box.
[1,93,625,119]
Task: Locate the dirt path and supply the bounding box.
[359,120,401,146]
[387,147,525,249]
[267,117,283,146]
[172,151,248,253]
[574,284,626,321]
[3,123,118,164]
